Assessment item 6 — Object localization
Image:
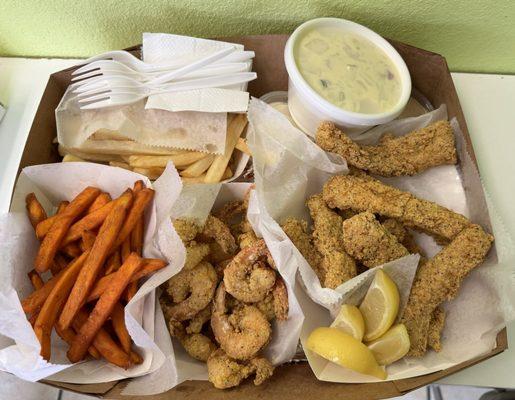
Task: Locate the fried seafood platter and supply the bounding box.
[160,195,289,389]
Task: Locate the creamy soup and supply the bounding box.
[295,27,402,114]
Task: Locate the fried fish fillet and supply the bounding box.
[381,218,424,256]
[281,217,325,283]
[342,212,409,268]
[401,224,493,356]
[427,307,446,352]
[322,175,471,242]
[307,194,356,288]
[316,120,457,176]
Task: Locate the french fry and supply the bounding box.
[72,309,131,368]
[87,259,167,302]
[182,166,232,184]
[111,188,154,252]
[28,270,44,290]
[67,253,143,363]
[180,154,216,178]
[58,145,126,163]
[109,161,131,170]
[81,230,97,251]
[111,302,131,353]
[26,193,47,230]
[132,167,165,180]
[34,251,89,360]
[121,237,131,262]
[204,114,247,183]
[35,186,101,272]
[61,242,82,258]
[88,192,112,213]
[235,137,251,156]
[55,325,100,359]
[128,152,207,169]
[62,154,86,162]
[51,254,68,276]
[105,251,121,275]
[58,191,133,330]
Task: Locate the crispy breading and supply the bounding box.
[381,218,424,256]
[427,307,446,352]
[322,175,471,241]
[173,218,200,242]
[307,194,356,288]
[342,212,409,268]
[316,120,457,176]
[281,217,325,283]
[401,224,493,356]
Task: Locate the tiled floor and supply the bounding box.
[0,373,498,400]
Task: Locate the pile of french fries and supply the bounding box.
[60,114,251,183]
[22,181,167,368]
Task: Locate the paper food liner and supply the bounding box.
[247,97,515,382]
[121,182,304,395]
[0,162,187,390]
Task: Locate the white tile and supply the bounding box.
[0,371,60,400]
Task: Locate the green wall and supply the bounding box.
[1,0,514,73]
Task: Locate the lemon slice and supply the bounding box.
[367,324,410,365]
[359,269,400,342]
[306,327,386,380]
[331,304,365,341]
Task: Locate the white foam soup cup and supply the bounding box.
[284,18,412,136]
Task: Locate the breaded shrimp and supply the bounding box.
[322,175,471,241]
[307,194,357,288]
[342,212,409,268]
[401,224,493,356]
[316,120,457,176]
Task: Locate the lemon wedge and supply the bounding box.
[359,269,400,342]
[367,324,410,365]
[306,327,386,380]
[331,304,365,341]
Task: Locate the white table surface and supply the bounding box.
[0,57,514,391]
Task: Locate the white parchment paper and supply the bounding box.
[0,162,186,391]
[247,97,515,382]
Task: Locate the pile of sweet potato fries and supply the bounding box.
[22,180,167,368]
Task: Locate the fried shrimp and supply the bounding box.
[186,304,212,334]
[281,217,325,283]
[207,349,274,389]
[173,218,200,242]
[401,224,493,356]
[184,242,211,270]
[200,215,238,255]
[342,212,409,268]
[223,240,276,303]
[323,175,471,242]
[307,194,357,288]
[316,120,457,176]
[164,261,218,321]
[255,277,289,321]
[211,283,271,360]
[167,319,216,362]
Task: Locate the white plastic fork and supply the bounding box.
[74,49,255,73]
[77,72,257,109]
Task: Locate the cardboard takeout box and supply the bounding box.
[13,35,506,399]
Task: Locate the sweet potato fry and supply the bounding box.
[121,237,131,262]
[72,309,131,368]
[61,242,82,258]
[55,325,100,359]
[87,192,112,213]
[130,350,143,365]
[112,188,154,251]
[51,254,68,276]
[68,253,143,362]
[105,251,121,275]
[131,217,144,256]
[34,251,89,360]
[111,302,131,353]
[26,193,47,230]
[35,187,101,272]
[81,230,97,251]
[125,282,138,302]
[58,191,133,330]
[35,201,68,240]
[133,180,144,193]
[57,201,69,214]
[87,258,167,302]
[28,270,44,290]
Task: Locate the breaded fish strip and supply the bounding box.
[401,224,493,356]
[323,175,471,241]
[281,217,325,284]
[427,307,446,352]
[342,212,409,268]
[316,120,457,176]
[307,194,356,288]
[381,218,424,255]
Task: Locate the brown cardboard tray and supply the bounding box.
[15,35,507,399]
